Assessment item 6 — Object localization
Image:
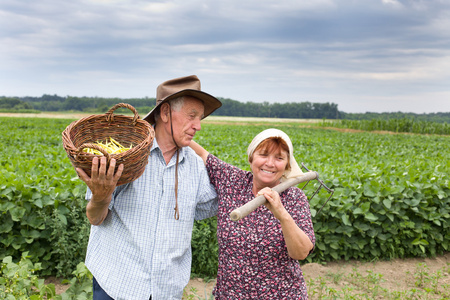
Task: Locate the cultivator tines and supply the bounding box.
[300,162,334,216]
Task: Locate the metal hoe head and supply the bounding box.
[300,162,334,216]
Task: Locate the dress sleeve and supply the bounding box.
[205,154,246,191]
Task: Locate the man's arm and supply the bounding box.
[76,156,124,225]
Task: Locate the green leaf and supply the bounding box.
[382,199,392,209]
[341,214,351,226]
[353,207,363,215]
[386,213,395,222]
[365,213,378,222]
[361,202,371,213]
[10,206,26,221]
[34,198,43,208]
[58,214,68,225]
[363,185,376,197]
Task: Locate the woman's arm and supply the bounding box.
[189,140,209,165]
[260,188,314,260]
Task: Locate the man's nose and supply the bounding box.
[193,118,201,131]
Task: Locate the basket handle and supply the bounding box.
[105,103,139,125]
[77,143,111,162]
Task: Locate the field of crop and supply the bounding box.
[195,120,450,260]
[0,115,449,298]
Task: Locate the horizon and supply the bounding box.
[3,93,449,115]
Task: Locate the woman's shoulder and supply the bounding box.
[284,185,305,196]
[281,186,308,203]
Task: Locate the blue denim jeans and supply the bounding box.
[93,277,114,300]
[93,277,152,299]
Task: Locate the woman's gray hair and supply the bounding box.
[154,96,185,122]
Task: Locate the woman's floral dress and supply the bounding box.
[206,154,315,300]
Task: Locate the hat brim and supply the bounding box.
[143,89,222,125]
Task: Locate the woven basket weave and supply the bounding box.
[62,103,155,186]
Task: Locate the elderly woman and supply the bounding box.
[190,128,315,299]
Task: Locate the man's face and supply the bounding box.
[170,96,205,148]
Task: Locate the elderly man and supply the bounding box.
[76,75,222,300]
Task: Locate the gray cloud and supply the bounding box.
[1,0,449,113]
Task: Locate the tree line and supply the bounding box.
[1,95,449,123]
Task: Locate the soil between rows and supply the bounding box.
[46,252,449,298]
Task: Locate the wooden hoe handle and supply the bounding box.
[229,171,318,221]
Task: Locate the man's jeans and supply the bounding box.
[93,277,114,300]
[93,277,152,300]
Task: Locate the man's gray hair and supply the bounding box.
[154,96,185,122]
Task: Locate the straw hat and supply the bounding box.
[143,75,222,124]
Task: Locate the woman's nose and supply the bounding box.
[265,156,275,166]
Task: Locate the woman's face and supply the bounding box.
[250,147,289,189]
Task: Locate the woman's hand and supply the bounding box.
[258,187,289,221]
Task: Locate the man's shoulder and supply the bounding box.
[182,146,206,168]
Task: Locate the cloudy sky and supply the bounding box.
[1,0,449,113]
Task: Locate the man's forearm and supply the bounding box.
[86,195,111,225]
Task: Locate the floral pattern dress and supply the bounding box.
[206,154,315,300]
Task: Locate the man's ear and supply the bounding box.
[160,103,170,122]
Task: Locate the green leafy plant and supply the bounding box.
[0,117,90,277]
[191,218,218,277]
[58,262,93,299]
[0,252,56,299]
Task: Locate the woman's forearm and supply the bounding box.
[279,214,314,260]
[189,140,209,165]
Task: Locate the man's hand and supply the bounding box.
[76,156,124,225]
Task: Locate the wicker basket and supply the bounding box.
[62,103,155,186]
